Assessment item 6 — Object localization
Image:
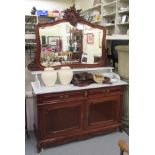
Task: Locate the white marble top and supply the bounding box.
[31,80,128,95]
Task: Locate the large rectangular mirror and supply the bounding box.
[39,22,103,67]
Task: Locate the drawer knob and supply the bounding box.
[59,96,64,99]
[65,95,69,98]
[102,89,110,93]
[102,90,106,93]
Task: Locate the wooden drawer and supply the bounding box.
[37,90,85,104]
[87,86,123,98]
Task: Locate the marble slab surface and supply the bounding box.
[31,80,128,95]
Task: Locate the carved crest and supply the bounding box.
[63,4,82,26]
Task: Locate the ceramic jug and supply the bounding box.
[58,66,73,85]
[41,67,57,87]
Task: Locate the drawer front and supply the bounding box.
[37,90,85,104]
[88,86,124,98]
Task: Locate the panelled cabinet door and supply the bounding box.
[38,100,84,140]
[86,94,122,129]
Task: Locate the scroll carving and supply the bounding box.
[63,4,82,26]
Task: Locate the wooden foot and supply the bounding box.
[78,133,88,140]
[121,124,129,135]
[119,126,123,132]
[37,143,42,153]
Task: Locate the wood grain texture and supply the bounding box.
[33,86,125,152]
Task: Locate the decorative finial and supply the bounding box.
[63,4,82,26]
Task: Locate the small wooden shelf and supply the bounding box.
[83,4,102,12]
[25,32,35,34]
[117,22,129,25]
[118,10,129,14]
[26,43,36,45]
[106,35,129,40]
[92,20,102,23]
[103,12,116,17]
[103,1,116,7]
[25,15,37,17]
[120,0,129,1]
[25,23,36,25]
[105,23,115,27]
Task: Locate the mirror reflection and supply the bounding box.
[39,22,103,67]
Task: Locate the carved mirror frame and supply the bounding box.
[28,5,107,71]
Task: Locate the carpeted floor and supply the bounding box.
[25,131,128,155]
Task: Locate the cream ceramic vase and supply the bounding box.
[58,66,73,85]
[41,67,57,87]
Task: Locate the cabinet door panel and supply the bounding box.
[87,95,121,128]
[39,100,83,139]
[46,106,80,132]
